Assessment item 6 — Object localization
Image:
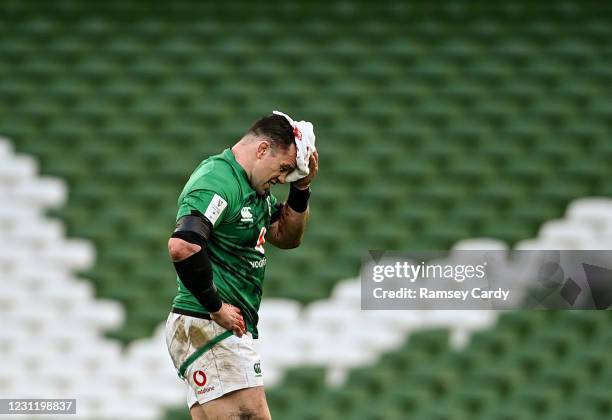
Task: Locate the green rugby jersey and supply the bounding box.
[172,148,278,338]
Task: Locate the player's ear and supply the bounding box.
[256,141,270,159]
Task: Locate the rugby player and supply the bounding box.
[165,113,318,420]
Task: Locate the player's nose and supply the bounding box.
[277,174,287,184]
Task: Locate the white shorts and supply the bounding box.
[165,312,264,407]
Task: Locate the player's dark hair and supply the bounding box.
[247,114,294,150]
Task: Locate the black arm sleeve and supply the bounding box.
[170,212,222,312]
[172,248,222,312]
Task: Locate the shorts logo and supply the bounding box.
[197,386,215,395]
[193,370,207,387]
[254,362,262,376]
[194,370,216,394]
[241,207,254,223]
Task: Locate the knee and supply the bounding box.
[237,407,256,420]
[237,406,271,420]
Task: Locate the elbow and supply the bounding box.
[270,236,302,250]
[168,237,201,262]
[285,235,303,249]
[168,238,184,261]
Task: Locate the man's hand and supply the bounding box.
[292,151,319,190]
[211,303,247,337]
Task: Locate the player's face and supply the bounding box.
[253,142,297,195]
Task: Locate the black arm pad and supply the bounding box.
[173,249,222,313]
[171,212,212,246]
[171,211,221,312]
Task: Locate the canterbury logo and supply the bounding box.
[241,207,254,223]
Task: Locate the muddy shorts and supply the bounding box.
[165,312,264,407]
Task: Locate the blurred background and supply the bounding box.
[1,0,612,419]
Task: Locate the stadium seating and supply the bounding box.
[264,311,612,420]
[0,139,184,419]
[3,139,612,420]
[2,0,612,419]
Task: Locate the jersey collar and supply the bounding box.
[223,148,255,193]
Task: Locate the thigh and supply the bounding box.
[190,403,206,420]
[200,386,271,420]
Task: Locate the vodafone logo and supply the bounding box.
[193,370,207,387]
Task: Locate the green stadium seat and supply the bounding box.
[157,37,198,61]
[513,385,564,415]
[76,18,115,37]
[382,39,422,63]
[20,56,64,81]
[129,58,173,81]
[535,181,590,208]
[49,36,87,59]
[480,404,540,420]
[75,56,120,82]
[19,98,63,121]
[471,365,523,399]
[505,159,551,184]
[553,39,595,62]
[185,58,231,82]
[411,58,454,83]
[467,60,511,83]
[525,59,569,83]
[509,204,560,232]
[447,385,499,416]
[539,365,589,398]
[534,140,582,164]
[477,181,525,207]
[103,78,147,103]
[473,100,518,125]
[0,38,35,60]
[542,406,599,420]
[438,39,478,63]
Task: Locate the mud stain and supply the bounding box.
[174,317,188,344]
[221,360,242,379]
[189,323,211,348]
[216,345,244,382]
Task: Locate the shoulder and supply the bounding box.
[177,155,243,223]
[193,155,235,183]
[188,155,241,196]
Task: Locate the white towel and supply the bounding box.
[273,110,316,183]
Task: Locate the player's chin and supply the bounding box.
[258,184,270,195]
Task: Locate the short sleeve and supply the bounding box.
[177,189,230,227]
[176,162,239,227]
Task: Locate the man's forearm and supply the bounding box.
[267,180,313,248]
[283,203,309,243]
[270,204,309,249]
